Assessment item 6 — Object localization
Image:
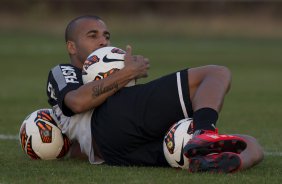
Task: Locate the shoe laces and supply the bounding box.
[193,128,218,137]
[203,128,218,134]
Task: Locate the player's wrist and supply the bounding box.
[120,66,138,80]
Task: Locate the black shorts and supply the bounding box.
[91,69,193,166]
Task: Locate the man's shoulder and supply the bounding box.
[48,63,82,86]
[50,63,74,71]
[49,64,81,75]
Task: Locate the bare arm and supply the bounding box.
[65,45,149,113]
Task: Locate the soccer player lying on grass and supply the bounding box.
[46,15,264,173]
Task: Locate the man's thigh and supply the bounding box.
[92,69,192,165]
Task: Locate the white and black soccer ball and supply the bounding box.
[82,46,136,87]
[163,118,194,169]
[19,109,70,160]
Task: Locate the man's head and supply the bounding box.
[65,15,111,68]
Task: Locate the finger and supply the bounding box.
[144,58,149,64]
[124,45,132,60]
[132,56,137,61]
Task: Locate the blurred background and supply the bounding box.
[1,0,282,150]
[1,1,282,183]
[1,0,282,37]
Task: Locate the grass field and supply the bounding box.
[0,18,282,183]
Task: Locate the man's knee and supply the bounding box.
[188,65,232,102]
[209,65,232,91]
[214,65,231,80]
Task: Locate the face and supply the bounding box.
[68,18,111,67]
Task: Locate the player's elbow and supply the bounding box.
[68,102,86,114]
[64,92,89,114]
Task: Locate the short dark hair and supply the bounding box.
[65,15,102,42]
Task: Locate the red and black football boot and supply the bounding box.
[184,129,247,158]
[189,152,241,173]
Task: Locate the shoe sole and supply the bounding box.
[189,152,241,173]
[184,139,247,158]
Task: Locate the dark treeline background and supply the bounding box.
[2,0,282,18]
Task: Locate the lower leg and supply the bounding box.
[188,65,231,131]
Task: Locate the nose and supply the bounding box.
[99,37,109,47]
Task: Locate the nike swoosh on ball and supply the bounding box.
[103,55,124,63]
[176,139,185,166]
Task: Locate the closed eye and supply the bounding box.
[104,32,111,40]
[86,30,98,39]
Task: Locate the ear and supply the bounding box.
[66,41,77,55]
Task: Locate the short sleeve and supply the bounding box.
[46,64,83,116]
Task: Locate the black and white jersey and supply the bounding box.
[46,64,102,164]
[46,64,83,117]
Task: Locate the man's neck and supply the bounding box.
[70,60,83,70]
